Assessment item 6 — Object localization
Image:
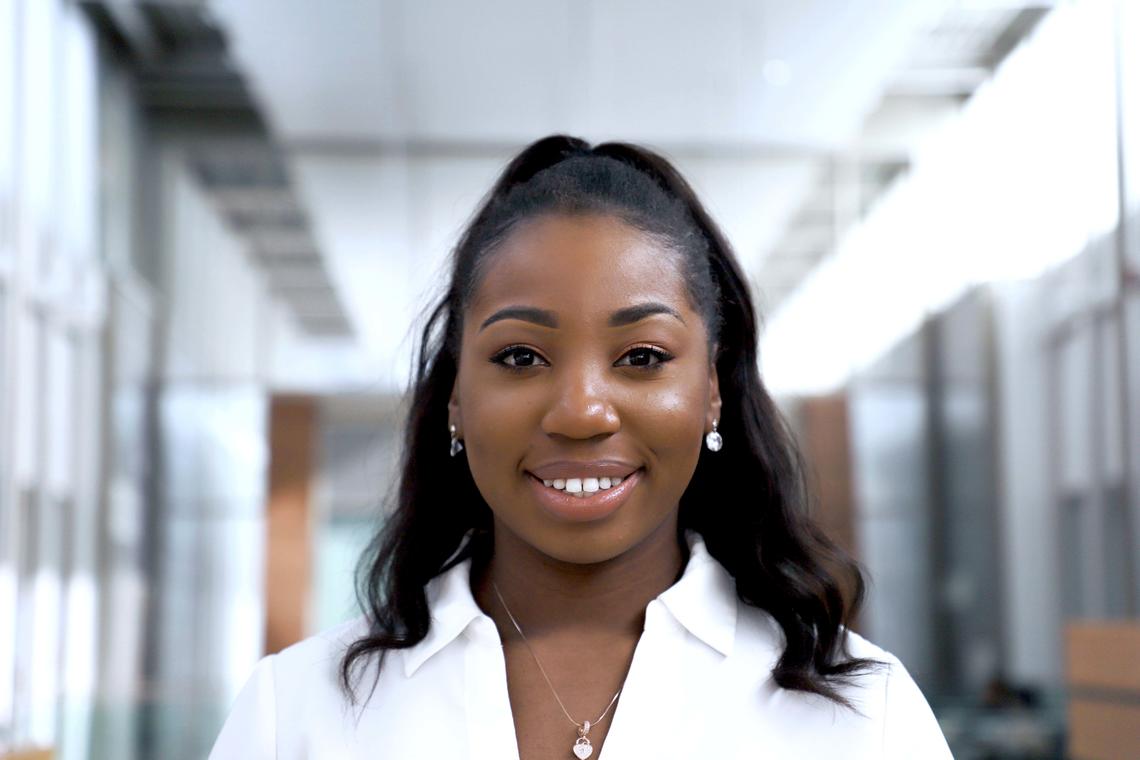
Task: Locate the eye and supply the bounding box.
[615,345,674,369]
[490,345,549,370]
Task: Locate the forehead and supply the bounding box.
[467,214,693,319]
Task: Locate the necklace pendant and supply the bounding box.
[572,736,594,759]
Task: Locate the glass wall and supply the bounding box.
[0,1,105,758]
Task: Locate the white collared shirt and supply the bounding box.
[210,536,952,759]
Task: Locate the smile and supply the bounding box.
[525,467,643,523]
[540,476,624,497]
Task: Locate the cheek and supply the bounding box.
[627,370,710,461]
[455,363,540,482]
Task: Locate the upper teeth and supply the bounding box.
[541,476,624,496]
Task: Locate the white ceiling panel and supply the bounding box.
[212,0,397,138]
[209,0,953,392]
[676,154,819,271]
[396,0,577,140]
[214,0,947,145]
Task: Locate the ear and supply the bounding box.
[707,357,722,431]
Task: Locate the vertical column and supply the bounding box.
[1114,0,1140,616]
[142,148,269,760]
[0,0,21,745]
[796,395,861,629]
[848,330,937,687]
[265,396,317,654]
[796,396,858,553]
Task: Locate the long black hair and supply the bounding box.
[341,135,882,709]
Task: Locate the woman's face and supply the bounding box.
[450,213,721,565]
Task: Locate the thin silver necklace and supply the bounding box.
[491,580,621,759]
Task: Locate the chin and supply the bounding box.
[499,509,677,567]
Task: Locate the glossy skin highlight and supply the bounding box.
[449,213,721,567]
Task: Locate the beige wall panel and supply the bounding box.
[1066,622,1140,691]
[265,396,317,654]
[1068,699,1140,760]
[799,395,857,557]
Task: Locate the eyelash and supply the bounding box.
[489,344,674,373]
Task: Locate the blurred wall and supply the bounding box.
[1,1,104,758]
[141,142,269,760]
[2,3,278,757]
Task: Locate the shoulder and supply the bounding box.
[733,606,897,694]
[827,630,953,758]
[733,601,898,678]
[209,617,373,759]
[842,627,896,670]
[270,615,371,690]
[728,609,951,757]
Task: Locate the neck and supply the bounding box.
[472,516,687,641]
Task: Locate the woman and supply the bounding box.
[211,136,952,759]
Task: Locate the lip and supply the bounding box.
[527,460,639,481]
[526,467,644,523]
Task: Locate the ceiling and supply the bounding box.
[754,2,1052,312]
[201,0,1047,393]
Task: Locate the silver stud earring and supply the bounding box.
[705,420,723,452]
[449,424,464,457]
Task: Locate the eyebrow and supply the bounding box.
[479,306,558,331]
[478,301,685,332]
[608,302,685,327]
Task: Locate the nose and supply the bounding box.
[540,363,621,440]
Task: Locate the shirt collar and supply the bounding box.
[401,530,738,677]
[657,531,738,657]
[401,548,486,677]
